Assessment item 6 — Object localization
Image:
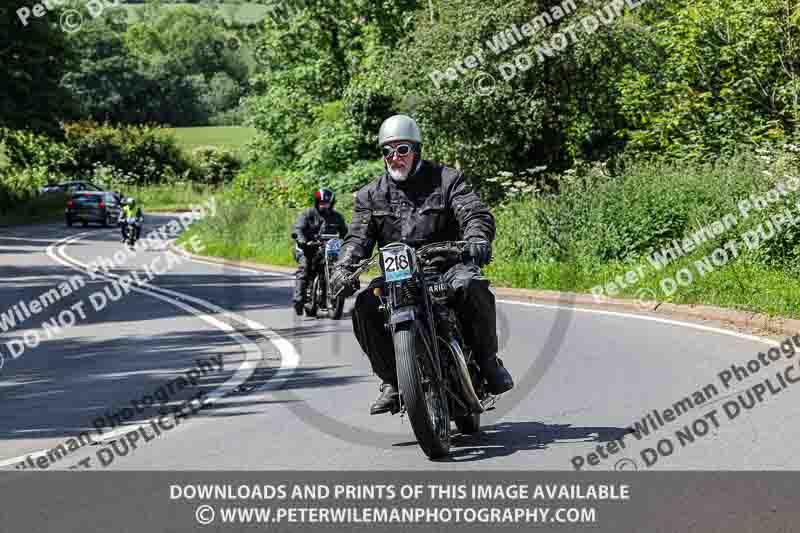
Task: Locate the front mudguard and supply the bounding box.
[389,307,415,325]
[388,306,447,387]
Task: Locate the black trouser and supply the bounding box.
[351,262,498,386]
[293,246,320,303]
[120,222,140,241]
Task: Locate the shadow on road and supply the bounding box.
[0,325,363,445]
[393,420,632,463]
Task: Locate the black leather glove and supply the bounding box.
[466,239,492,266]
[330,267,358,298]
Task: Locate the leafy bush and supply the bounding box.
[617,0,800,158]
[504,150,784,265]
[343,60,398,159]
[0,128,75,171]
[0,129,74,211]
[330,159,385,199]
[738,145,800,271]
[89,162,141,189]
[191,146,242,183]
[297,101,362,176]
[209,106,247,126]
[229,163,308,208]
[62,121,194,185]
[230,158,383,209]
[244,81,316,169]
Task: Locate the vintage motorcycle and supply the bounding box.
[336,240,497,459]
[303,232,346,320]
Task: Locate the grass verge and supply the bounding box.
[486,254,800,319]
[177,201,296,266]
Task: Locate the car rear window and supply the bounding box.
[75,195,102,203]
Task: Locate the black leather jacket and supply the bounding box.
[293,207,347,245]
[336,160,495,267]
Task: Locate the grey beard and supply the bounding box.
[388,158,422,182]
[388,166,410,181]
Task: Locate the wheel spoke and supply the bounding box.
[416,339,449,442]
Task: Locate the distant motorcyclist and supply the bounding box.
[292,188,347,315]
[330,114,514,415]
[118,197,143,243]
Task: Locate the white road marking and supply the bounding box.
[173,252,291,277]
[496,299,779,346]
[0,275,71,282]
[0,232,299,467]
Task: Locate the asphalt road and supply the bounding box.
[0,214,797,471]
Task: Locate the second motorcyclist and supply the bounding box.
[292,188,347,315]
[118,197,143,244]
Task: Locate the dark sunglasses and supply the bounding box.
[381,144,414,158]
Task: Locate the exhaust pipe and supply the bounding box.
[444,339,483,413]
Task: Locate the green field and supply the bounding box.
[129,182,224,212]
[167,126,256,156]
[122,2,273,24]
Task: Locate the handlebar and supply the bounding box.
[343,240,472,283]
[332,241,477,299]
[299,234,342,247]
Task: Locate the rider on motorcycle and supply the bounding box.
[118,197,143,243]
[330,114,514,415]
[292,187,347,315]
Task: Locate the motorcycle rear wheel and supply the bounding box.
[394,321,450,459]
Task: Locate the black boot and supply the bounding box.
[293,300,304,316]
[477,355,514,395]
[370,383,399,415]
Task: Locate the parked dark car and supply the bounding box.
[65,192,122,228]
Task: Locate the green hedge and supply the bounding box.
[62,121,193,185]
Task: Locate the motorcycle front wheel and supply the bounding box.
[394,320,450,459]
[305,275,320,317]
[327,289,345,320]
[454,413,481,434]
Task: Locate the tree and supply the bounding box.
[245,0,418,166]
[0,4,77,134]
[60,15,148,123]
[616,0,800,158]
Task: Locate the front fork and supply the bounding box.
[384,279,445,387]
[323,253,335,307]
